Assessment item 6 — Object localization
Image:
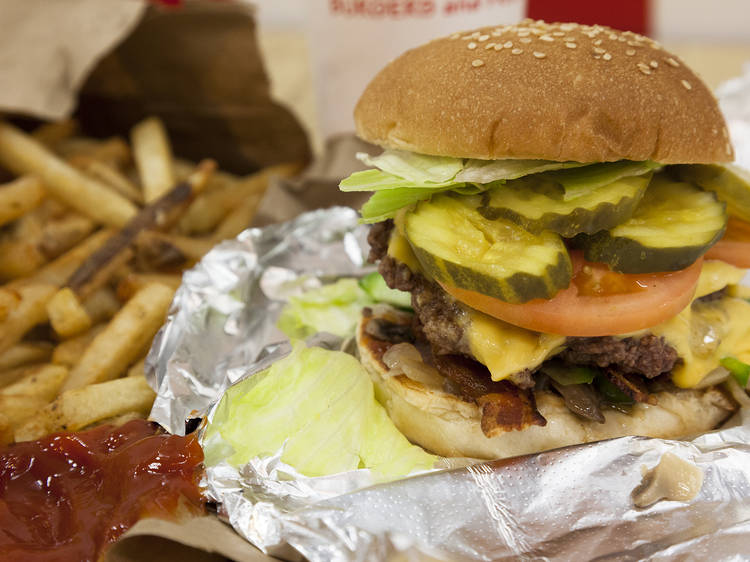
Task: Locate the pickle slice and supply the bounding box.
[674,163,750,223]
[479,174,651,237]
[404,194,572,304]
[580,175,727,273]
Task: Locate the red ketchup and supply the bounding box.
[0,419,205,562]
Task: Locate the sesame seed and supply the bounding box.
[552,31,565,37]
[618,36,626,42]
[649,60,658,68]
[666,57,680,67]
[627,40,641,47]
[594,39,603,45]
[467,42,477,50]
[479,34,490,42]
[491,30,503,37]
[594,47,605,54]
[494,44,503,51]
[609,33,618,40]
[638,66,652,75]
[594,54,601,60]
[560,23,576,31]
[511,48,523,55]
[540,35,554,42]
[520,37,532,44]
[681,79,692,90]
[603,53,612,61]
[626,49,636,56]
[449,33,460,40]
[504,41,513,48]
[533,51,546,58]
[461,35,473,41]
[471,59,485,67]
[518,30,530,37]
[565,42,577,49]
[484,42,495,49]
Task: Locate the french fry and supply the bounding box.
[61,283,176,391]
[0,341,53,372]
[131,117,175,203]
[178,162,300,234]
[0,237,46,281]
[82,287,121,323]
[0,283,57,354]
[39,213,96,260]
[116,272,182,302]
[46,287,93,338]
[0,287,19,320]
[65,160,215,298]
[126,357,146,378]
[0,121,138,227]
[32,119,78,147]
[69,154,144,204]
[7,228,113,290]
[88,411,146,429]
[55,137,131,169]
[16,376,156,440]
[211,187,265,242]
[52,324,105,368]
[134,231,214,270]
[2,395,49,435]
[0,364,68,402]
[0,364,45,389]
[0,176,45,227]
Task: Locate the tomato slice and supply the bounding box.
[705,216,750,268]
[441,252,702,336]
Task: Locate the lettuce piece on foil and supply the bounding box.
[203,343,437,477]
[278,275,411,338]
[277,278,372,339]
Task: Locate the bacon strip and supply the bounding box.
[605,369,656,404]
[432,354,546,437]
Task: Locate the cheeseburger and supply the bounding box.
[339,20,750,459]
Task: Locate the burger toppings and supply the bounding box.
[577,175,727,273]
[404,193,572,303]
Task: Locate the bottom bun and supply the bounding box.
[357,314,737,460]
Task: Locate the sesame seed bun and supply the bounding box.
[357,315,737,459]
[354,21,732,164]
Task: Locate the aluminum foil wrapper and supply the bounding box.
[147,205,750,561]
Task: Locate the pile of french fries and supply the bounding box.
[0,117,301,444]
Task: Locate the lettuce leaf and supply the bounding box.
[277,278,373,339]
[358,150,463,184]
[340,149,657,221]
[203,342,437,478]
[546,160,661,201]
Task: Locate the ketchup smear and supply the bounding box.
[0,419,205,562]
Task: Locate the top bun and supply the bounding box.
[354,20,732,164]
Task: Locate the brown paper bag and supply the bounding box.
[76,2,311,174]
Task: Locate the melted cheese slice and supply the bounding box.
[467,311,565,381]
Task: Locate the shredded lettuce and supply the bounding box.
[340,149,657,221]
[358,150,463,184]
[359,272,412,309]
[203,342,437,478]
[277,278,373,339]
[455,159,585,183]
[359,186,453,223]
[547,160,661,201]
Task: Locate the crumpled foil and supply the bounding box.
[148,207,750,561]
[148,70,750,561]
